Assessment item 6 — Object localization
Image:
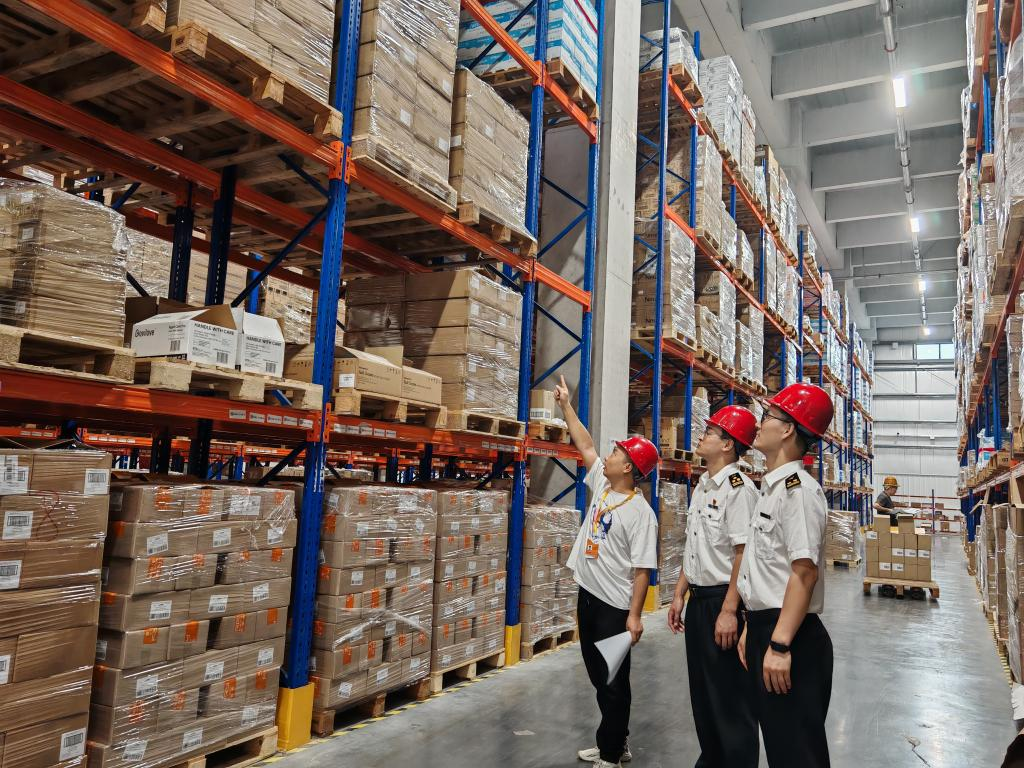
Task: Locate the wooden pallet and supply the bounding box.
[133,358,321,406]
[479,58,598,121]
[827,557,862,569]
[521,627,579,662]
[170,727,277,768]
[670,449,698,463]
[350,135,458,213]
[311,677,432,738]
[863,577,940,599]
[456,201,538,258]
[428,647,505,694]
[631,327,697,352]
[0,325,135,383]
[333,389,447,428]
[695,228,722,259]
[528,419,570,444]
[447,410,525,438]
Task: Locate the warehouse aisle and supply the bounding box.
[272,536,1013,768]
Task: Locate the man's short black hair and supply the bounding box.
[793,424,817,455]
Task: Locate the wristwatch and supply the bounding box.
[769,640,791,654]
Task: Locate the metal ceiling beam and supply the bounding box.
[866,297,956,316]
[803,83,965,147]
[825,176,957,222]
[772,15,966,99]
[853,270,957,288]
[853,256,958,278]
[837,210,959,249]
[741,0,875,30]
[859,282,956,303]
[812,132,960,191]
[874,314,953,329]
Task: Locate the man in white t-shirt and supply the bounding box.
[554,376,659,768]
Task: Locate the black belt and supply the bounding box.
[746,608,782,623]
[689,584,729,600]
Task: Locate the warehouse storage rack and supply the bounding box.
[958,0,1023,541]
[0,0,603,742]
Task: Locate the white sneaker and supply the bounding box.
[578,744,631,763]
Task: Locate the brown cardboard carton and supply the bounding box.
[96,627,168,669]
[193,521,250,554]
[0,493,108,542]
[331,347,403,397]
[175,553,217,591]
[0,538,102,590]
[159,686,200,728]
[312,670,367,710]
[89,700,159,746]
[208,613,258,649]
[311,642,370,679]
[404,270,500,306]
[29,451,111,495]
[181,648,238,689]
[0,668,92,732]
[897,514,915,534]
[7,624,95,684]
[0,583,99,637]
[321,538,390,568]
[100,590,189,631]
[903,563,918,581]
[317,565,377,595]
[102,556,176,595]
[237,636,286,674]
[219,548,294,583]
[316,591,374,623]
[402,366,442,405]
[3,712,89,768]
[167,620,210,660]
[244,577,291,611]
[91,660,183,707]
[106,520,199,559]
[242,667,281,705]
[110,485,187,522]
[189,584,249,621]
[254,607,286,641]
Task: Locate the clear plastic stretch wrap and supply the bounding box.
[451,68,530,235]
[89,480,295,768]
[740,95,756,187]
[164,0,333,103]
[720,201,738,267]
[691,387,710,445]
[520,504,579,642]
[760,234,777,313]
[698,56,743,161]
[783,266,799,329]
[404,271,523,420]
[754,165,767,211]
[431,488,509,668]
[825,508,859,564]
[1000,37,1024,250]
[786,339,798,388]
[638,27,698,78]
[744,307,764,385]
[632,219,696,340]
[312,485,438,711]
[737,229,755,285]
[458,0,599,101]
[695,305,721,359]
[657,481,688,603]
[635,132,721,240]
[774,251,788,320]
[735,321,752,380]
[354,0,460,205]
[695,135,724,243]
[695,271,735,368]
[0,180,128,348]
[260,276,313,346]
[1006,516,1024,681]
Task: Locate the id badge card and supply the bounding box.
[584,537,600,559]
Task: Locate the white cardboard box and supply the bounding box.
[131,305,237,368]
[230,308,285,376]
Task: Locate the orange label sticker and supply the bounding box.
[147,557,164,579]
[129,700,146,723]
[240,550,251,562]
[271,548,283,562]
[171,691,186,711]
[197,489,212,515]
[143,627,160,645]
[156,488,173,505]
[267,608,279,625]
[358,491,368,504]
[234,614,247,633]
[319,566,330,580]
[398,634,407,647]
[368,642,377,659]
[102,592,116,605]
[352,540,361,552]
[369,589,381,608]
[345,595,355,609]
[343,646,353,664]
[323,514,337,534]
[314,619,325,636]
[193,554,205,568]
[112,521,125,537]
[224,677,237,698]
[184,621,199,643]
[255,670,268,689]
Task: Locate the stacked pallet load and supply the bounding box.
[520,504,579,655]
[740,96,756,190]
[695,271,736,370]
[89,482,294,767]
[736,229,755,286]
[631,219,696,343]
[1006,505,1024,680]
[824,509,860,566]
[432,489,508,682]
[657,482,688,604]
[353,0,460,207]
[638,27,699,81]
[260,276,314,345]
[698,56,742,163]
[450,68,530,237]
[996,35,1024,253]
[312,486,436,722]
[865,515,933,585]
[0,448,112,767]
[458,0,600,105]
[0,180,130,353]
[1010,315,1024,433]
[995,505,1011,642]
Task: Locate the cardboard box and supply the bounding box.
[312,671,367,710]
[402,365,442,405]
[159,686,200,728]
[311,642,375,679]
[529,389,557,421]
[89,699,159,745]
[91,660,183,707]
[96,627,168,669]
[193,521,249,555]
[0,537,102,590]
[124,295,194,342]
[3,712,88,768]
[131,305,238,367]
[0,492,108,541]
[0,583,99,639]
[106,520,198,559]
[110,485,187,522]
[219,547,294,583]
[317,566,376,596]
[230,308,285,375]
[181,648,238,689]
[168,620,210,660]
[208,612,257,649]
[188,584,248,621]
[287,346,402,397]
[321,538,389,568]
[28,450,111,495]
[0,667,92,733]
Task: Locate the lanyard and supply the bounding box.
[589,488,636,536]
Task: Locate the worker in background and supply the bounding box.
[554,375,659,768]
[874,477,899,527]
[737,382,835,767]
[668,405,759,767]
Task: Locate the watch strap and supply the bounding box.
[769,640,791,654]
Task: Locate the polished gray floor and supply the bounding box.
[271,536,1014,767]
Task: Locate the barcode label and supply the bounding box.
[95,640,107,662]
[351,570,364,586]
[204,661,225,682]
[146,532,169,555]
[208,594,229,613]
[0,560,21,590]
[135,674,159,698]
[169,340,181,352]
[0,653,10,684]
[213,528,232,547]
[2,510,32,540]
[268,526,284,544]
[241,705,259,727]
[410,657,421,671]
[444,564,454,578]
[356,522,369,537]
[122,739,148,761]
[247,496,262,516]
[376,667,389,683]
[265,361,277,374]
[257,647,274,667]
[149,600,171,620]
[252,583,270,602]
[181,727,203,751]
[0,466,28,494]
[84,468,110,495]
[60,728,87,761]
[216,351,229,364]
[496,578,506,593]
[338,681,354,698]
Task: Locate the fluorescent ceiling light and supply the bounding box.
[923,326,932,336]
[918,279,926,292]
[892,76,908,109]
[910,216,920,233]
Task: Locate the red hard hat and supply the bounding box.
[707,405,757,448]
[766,382,835,438]
[615,436,660,477]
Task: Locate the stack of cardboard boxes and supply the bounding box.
[432,489,508,672]
[88,483,295,767]
[635,132,721,242]
[520,504,578,645]
[865,514,933,583]
[824,509,859,565]
[312,485,436,712]
[1005,505,1024,680]
[696,272,737,369]
[631,219,696,341]
[0,448,112,767]
[0,181,129,348]
[698,56,743,162]
[657,482,688,604]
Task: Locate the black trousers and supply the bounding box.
[684,584,759,768]
[745,609,833,768]
[578,587,631,763]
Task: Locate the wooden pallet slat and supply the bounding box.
[311,677,432,738]
[133,358,322,406]
[528,419,570,444]
[0,325,135,383]
[447,410,525,438]
[428,647,505,694]
[456,201,538,257]
[333,389,447,428]
[862,576,940,600]
[169,726,277,768]
[520,627,579,662]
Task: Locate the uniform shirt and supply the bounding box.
[875,491,894,511]
[567,458,659,610]
[683,462,757,587]
[738,459,827,613]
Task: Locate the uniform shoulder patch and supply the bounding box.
[785,473,801,489]
[729,473,744,488]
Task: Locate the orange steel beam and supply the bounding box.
[18,0,337,168]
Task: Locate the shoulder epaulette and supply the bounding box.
[729,473,744,488]
[785,473,801,490]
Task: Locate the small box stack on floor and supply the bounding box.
[520,504,579,647]
[0,180,129,348]
[657,482,688,604]
[89,483,295,768]
[0,447,112,768]
[865,515,933,583]
[432,489,508,675]
[312,486,436,713]
[824,509,859,565]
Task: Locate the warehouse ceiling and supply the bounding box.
[657,0,966,343]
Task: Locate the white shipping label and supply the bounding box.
[95,639,107,662]
[891,548,904,558]
[444,564,454,578]
[0,653,10,684]
[252,583,270,602]
[893,563,905,572]
[242,705,259,727]
[385,517,398,532]
[496,577,507,594]
[450,521,461,533]
[13,301,24,316]
[410,657,421,671]
[451,134,463,148]
[376,667,389,684]
[437,137,450,153]
[919,550,931,559]
[84,468,110,495]
[204,661,225,682]
[0,466,28,495]
[257,647,275,667]
[467,561,478,573]
[149,600,171,620]
[135,674,159,698]
[385,621,397,636]
[213,528,232,547]
[399,109,413,127]
[470,303,480,316]
[122,739,148,762]
[338,373,356,388]
[410,565,422,579]
[182,727,204,751]
[415,518,426,534]
[146,532,169,555]
[352,570,364,586]
[866,531,878,540]
[356,522,369,536]
[385,568,397,583]
[59,727,87,761]
[470,517,481,529]
[247,496,262,516]
[19,227,33,241]
[339,681,354,698]
[189,321,235,367]
[0,560,22,590]
[268,526,284,545]
[208,595,229,613]
[2,510,32,540]
[484,123,495,139]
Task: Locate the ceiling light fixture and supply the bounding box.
[910,216,920,233]
[918,278,926,293]
[892,76,908,109]
[923,326,932,336]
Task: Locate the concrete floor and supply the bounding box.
[271,536,1015,768]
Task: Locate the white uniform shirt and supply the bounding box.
[683,463,757,587]
[567,459,660,610]
[738,459,827,613]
